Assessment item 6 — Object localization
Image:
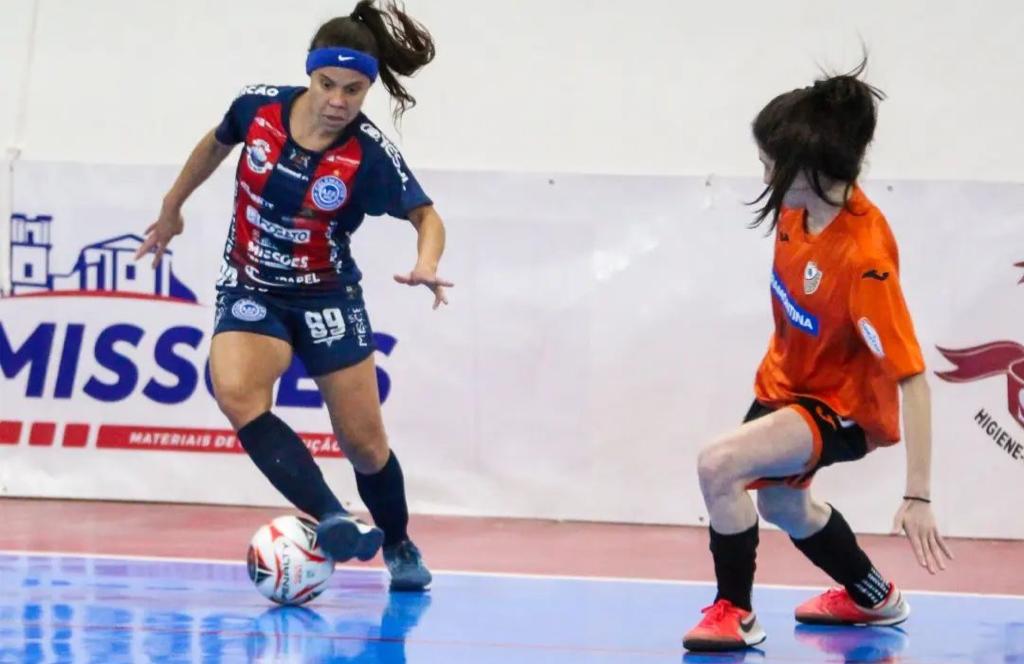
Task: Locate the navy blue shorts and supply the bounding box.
[213,286,376,377]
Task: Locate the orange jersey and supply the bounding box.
[753,187,925,444]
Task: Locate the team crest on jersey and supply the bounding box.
[231,298,267,322]
[311,175,347,212]
[246,139,274,175]
[803,261,823,295]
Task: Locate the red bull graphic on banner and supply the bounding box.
[1,213,395,457]
[935,263,1024,468]
[936,342,1024,429]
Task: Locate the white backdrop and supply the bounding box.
[1,161,1021,538]
[0,0,1022,179]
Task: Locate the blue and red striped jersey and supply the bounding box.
[213,84,432,292]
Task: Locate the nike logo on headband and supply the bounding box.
[337,55,356,62]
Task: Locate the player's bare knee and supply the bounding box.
[343,429,390,473]
[213,379,267,429]
[697,444,740,495]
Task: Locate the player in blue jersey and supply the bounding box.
[135,0,448,591]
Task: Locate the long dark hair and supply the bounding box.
[310,0,435,122]
[750,58,885,230]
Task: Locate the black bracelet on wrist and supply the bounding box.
[903,495,931,504]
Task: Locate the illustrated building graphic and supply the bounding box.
[9,213,196,301]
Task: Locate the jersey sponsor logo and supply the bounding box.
[272,273,321,285]
[244,206,311,244]
[858,317,885,358]
[347,306,371,348]
[245,139,273,175]
[323,153,361,166]
[359,122,411,189]
[275,163,310,181]
[238,180,274,210]
[254,116,287,141]
[770,271,819,336]
[246,241,309,270]
[803,261,823,295]
[311,175,347,211]
[245,264,321,287]
[230,298,266,322]
[862,269,890,281]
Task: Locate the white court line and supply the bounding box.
[2,548,1021,600]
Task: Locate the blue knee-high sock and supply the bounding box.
[237,411,344,521]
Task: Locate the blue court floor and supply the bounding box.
[0,552,1021,663]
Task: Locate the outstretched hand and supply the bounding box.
[135,207,184,267]
[394,266,454,310]
[891,500,953,575]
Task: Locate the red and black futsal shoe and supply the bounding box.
[795,584,910,626]
[683,599,767,651]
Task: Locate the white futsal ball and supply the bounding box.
[247,515,334,605]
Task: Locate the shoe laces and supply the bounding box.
[700,599,739,623]
[820,587,851,609]
[391,540,421,564]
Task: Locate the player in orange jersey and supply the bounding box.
[683,61,953,652]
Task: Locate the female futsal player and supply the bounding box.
[683,63,953,651]
[135,0,448,591]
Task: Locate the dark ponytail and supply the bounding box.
[310,0,435,122]
[750,57,885,230]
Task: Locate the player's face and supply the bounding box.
[309,68,372,130]
[758,148,774,187]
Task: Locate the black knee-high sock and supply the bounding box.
[710,522,759,612]
[237,412,344,521]
[355,451,409,547]
[791,506,890,607]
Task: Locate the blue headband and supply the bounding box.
[306,47,379,82]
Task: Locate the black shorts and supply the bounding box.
[743,397,868,489]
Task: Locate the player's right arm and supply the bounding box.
[136,129,235,267]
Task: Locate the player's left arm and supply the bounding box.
[894,371,954,574]
[393,204,454,310]
[849,260,953,573]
